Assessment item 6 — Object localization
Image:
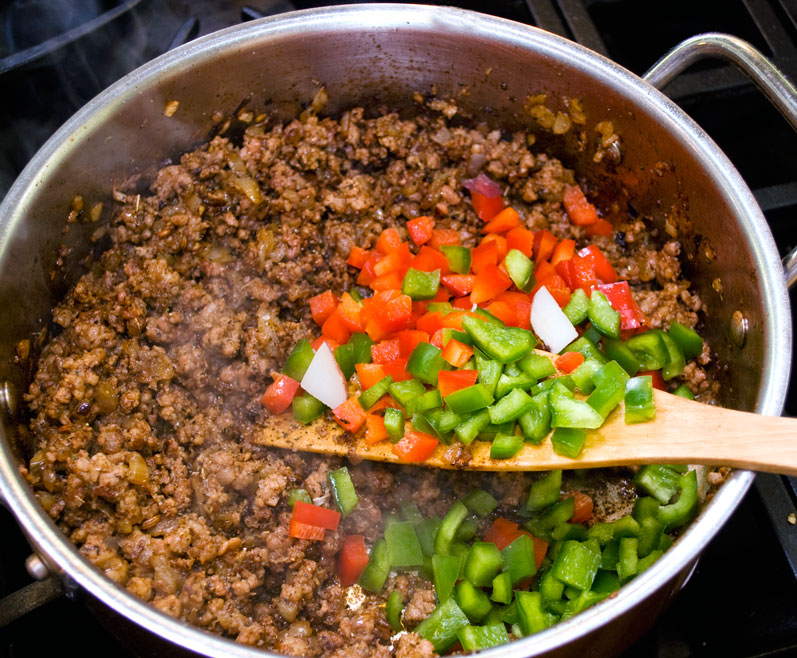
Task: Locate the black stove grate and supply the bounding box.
[1,1,796,657]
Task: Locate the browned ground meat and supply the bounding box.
[21,100,710,656]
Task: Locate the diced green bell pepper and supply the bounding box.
[462,316,536,364]
[625,375,656,423]
[417,517,442,556]
[475,349,504,397]
[456,518,479,542]
[454,408,492,445]
[657,330,686,380]
[602,338,641,377]
[617,536,639,582]
[495,372,538,399]
[384,407,405,442]
[407,342,447,386]
[550,382,605,429]
[518,352,557,380]
[436,501,469,555]
[463,489,499,518]
[388,378,426,406]
[672,384,695,400]
[561,336,606,364]
[550,539,601,591]
[386,590,404,631]
[501,534,537,584]
[667,321,703,359]
[518,392,552,444]
[551,428,587,458]
[563,288,590,325]
[359,538,390,592]
[328,467,358,516]
[288,488,312,507]
[625,331,668,371]
[464,542,504,587]
[405,388,443,414]
[455,580,493,623]
[657,469,698,532]
[283,338,315,380]
[292,393,326,424]
[570,358,603,395]
[539,568,565,602]
[334,342,356,380]
[457,624,509,651]
[440,245,472,274]
[385,521,424,568]
[402,267,441,300]
[504,249,535,292]
[488,388,535,424]
[526,470,562,512]
[433,553,463,603]
[490,433,524,460]
[359,375,394,410]
[415,597,470,653]
[588,290,621,338]
[490,571,514,605]
[587,360,630,419]
[348,332,374,364]
[634,464,682,504]
[445,383,495,415]
[515,591,557,636]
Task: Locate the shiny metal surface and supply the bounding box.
[0,5,791,657]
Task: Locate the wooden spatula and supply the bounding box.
[252,354,797,476]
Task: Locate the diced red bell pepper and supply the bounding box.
[597,281,647,330]
[484,518,548,568]
[382,362,413,383]
[356,363,391,390]
[368,395,402,413]
[586,218,613,237]
[470,240,499,274]
[470,263,513,304]
[533,273,571,308]
[428,229,461,250]
[364,293,412,340]
[333,397,367,433]
[485,301,516,326]
[441,274,475,296]
[371,338,402,365]
[481,206,521,234]
[452,296,473,309]
[441,310,472,331]
[392,430,438,463]
[555,258,576,290]
[430,328,446,349]
[493,291,532,330]
[397,330,430,358]
[440,338,474,369]
[578,245,617,283]
[289,518,327,541]
[322,311,351,345]
[347,245,371,269]
[564,491,594,524]
[640,370,667,391]
[437,369,480,398]
[293,501,341,531]
[406,216,435,246]
[260,374,301,414]
[532,230,558,264]
[336,292,366,332]
[365,414,389,445]
[416,311,446,336]
[563,184,599,226]
[555,351,585,374]
[374,241,412,278]
[309,290,339,326]
[506,226,535,258]
[550,239,576,267]
[369,271,404,292]
[338,535,370,587]
[312,335,340,352]
[570,253,600,292]
[356,251,381,286]
[481,233,508,262]
[463,173,504,221]
[376,227,403,254]
[411,245,450,274]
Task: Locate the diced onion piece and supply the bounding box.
[300,342,348,409]
[530,286,578,354]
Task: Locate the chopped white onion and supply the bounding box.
[300,342,348,410]
[530,286,578,354]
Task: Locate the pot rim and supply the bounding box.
[0,5,789,657]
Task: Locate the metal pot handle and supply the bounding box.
[642,32,797,287]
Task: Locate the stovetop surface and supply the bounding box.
[1,1,796,656]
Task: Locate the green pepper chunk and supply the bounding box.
[407,342,447,386]
[462,489,499,518]
[501,534,537,584]
[455,580,493,623]
[550,428,587,458]
[588,290,621,338]
[488,387,535,424]
[440,245,472,274]
[617,537,639,582]
[456,518,479,542]
[423,407,463,438]
[504,249,535,292]
[637,515,665,558]
[672,384,695,400]
[359,538,390,592]
[472,307,505,326]
[359,375,394,410]
[283,338,315,380]
[515,591,557,635]
[602,338,641,377]
[474,350,503,396]
[385,521,424,568]
[384,407,405,443]
[560,335,606,364]
[405,388,443,414]
[386,590,404,631]
[464,542,504,587]
[550,382,604,429]
[388,378,426,407]
[625,375,656,423]
[334,342,356,380]
[563,288,590,325]
[634,463,683,504]
[625,331,669,371]
[457,624,509,651]
[433,553,463,603]
[444,383,495,415]
[454,408,492,445]
[490,571,514,605]
[552,522,588,541]
[667,321,703,359]
[526,470,562,512]
[416,517,442,556]
[288,488,312,507]
[348,332,374,364]
[490,433,524,460]
[415,597,470,653]
[587,360,630,419]
[570,359,602,395]
[657,469,698,531]
[292,393,326,425]
[402,267,441,300]
[657,330,686,380]
[518,393,552,444]
[517,353,556,380]
[550,540,601,591]
[494,371,538,399]
[462,316,537,363]
[435,501,468,555]
[328,467,358,516]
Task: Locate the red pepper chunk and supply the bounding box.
[506,227,535,258]
[470,263,512,304]
[532,230,558,264]
[309,290,338,326]
[260,374,301,415]
[555,351,585,374]
[563,184,599,226]
[289,519,327,541]
[441,274,474,297]
[484,518,548,569]
[640,370,667,391]
[597,281,646,330]
[333,397,367,433]
[376,227,403,254]
[293,501,341,531]
[481,206,521,234]
[347,245,371,269]
[392,430,438,463]
[338,535,370,587]
[365,414,389,445]
[428,229,461,250]
[578,245,617,283]
[371,338,402,365]
[406,216,435,246]
[440,339,475,369]
[564,491,594,524]
[437,369,479,397]
[463,173,504,220]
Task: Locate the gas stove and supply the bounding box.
[1,1,796,657]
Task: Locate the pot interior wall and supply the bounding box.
[0,9,766,438]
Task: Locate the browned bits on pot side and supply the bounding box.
[23,97,710,655]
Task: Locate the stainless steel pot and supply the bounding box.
[0,5,794,657]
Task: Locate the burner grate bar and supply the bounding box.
[524,0,568,38]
